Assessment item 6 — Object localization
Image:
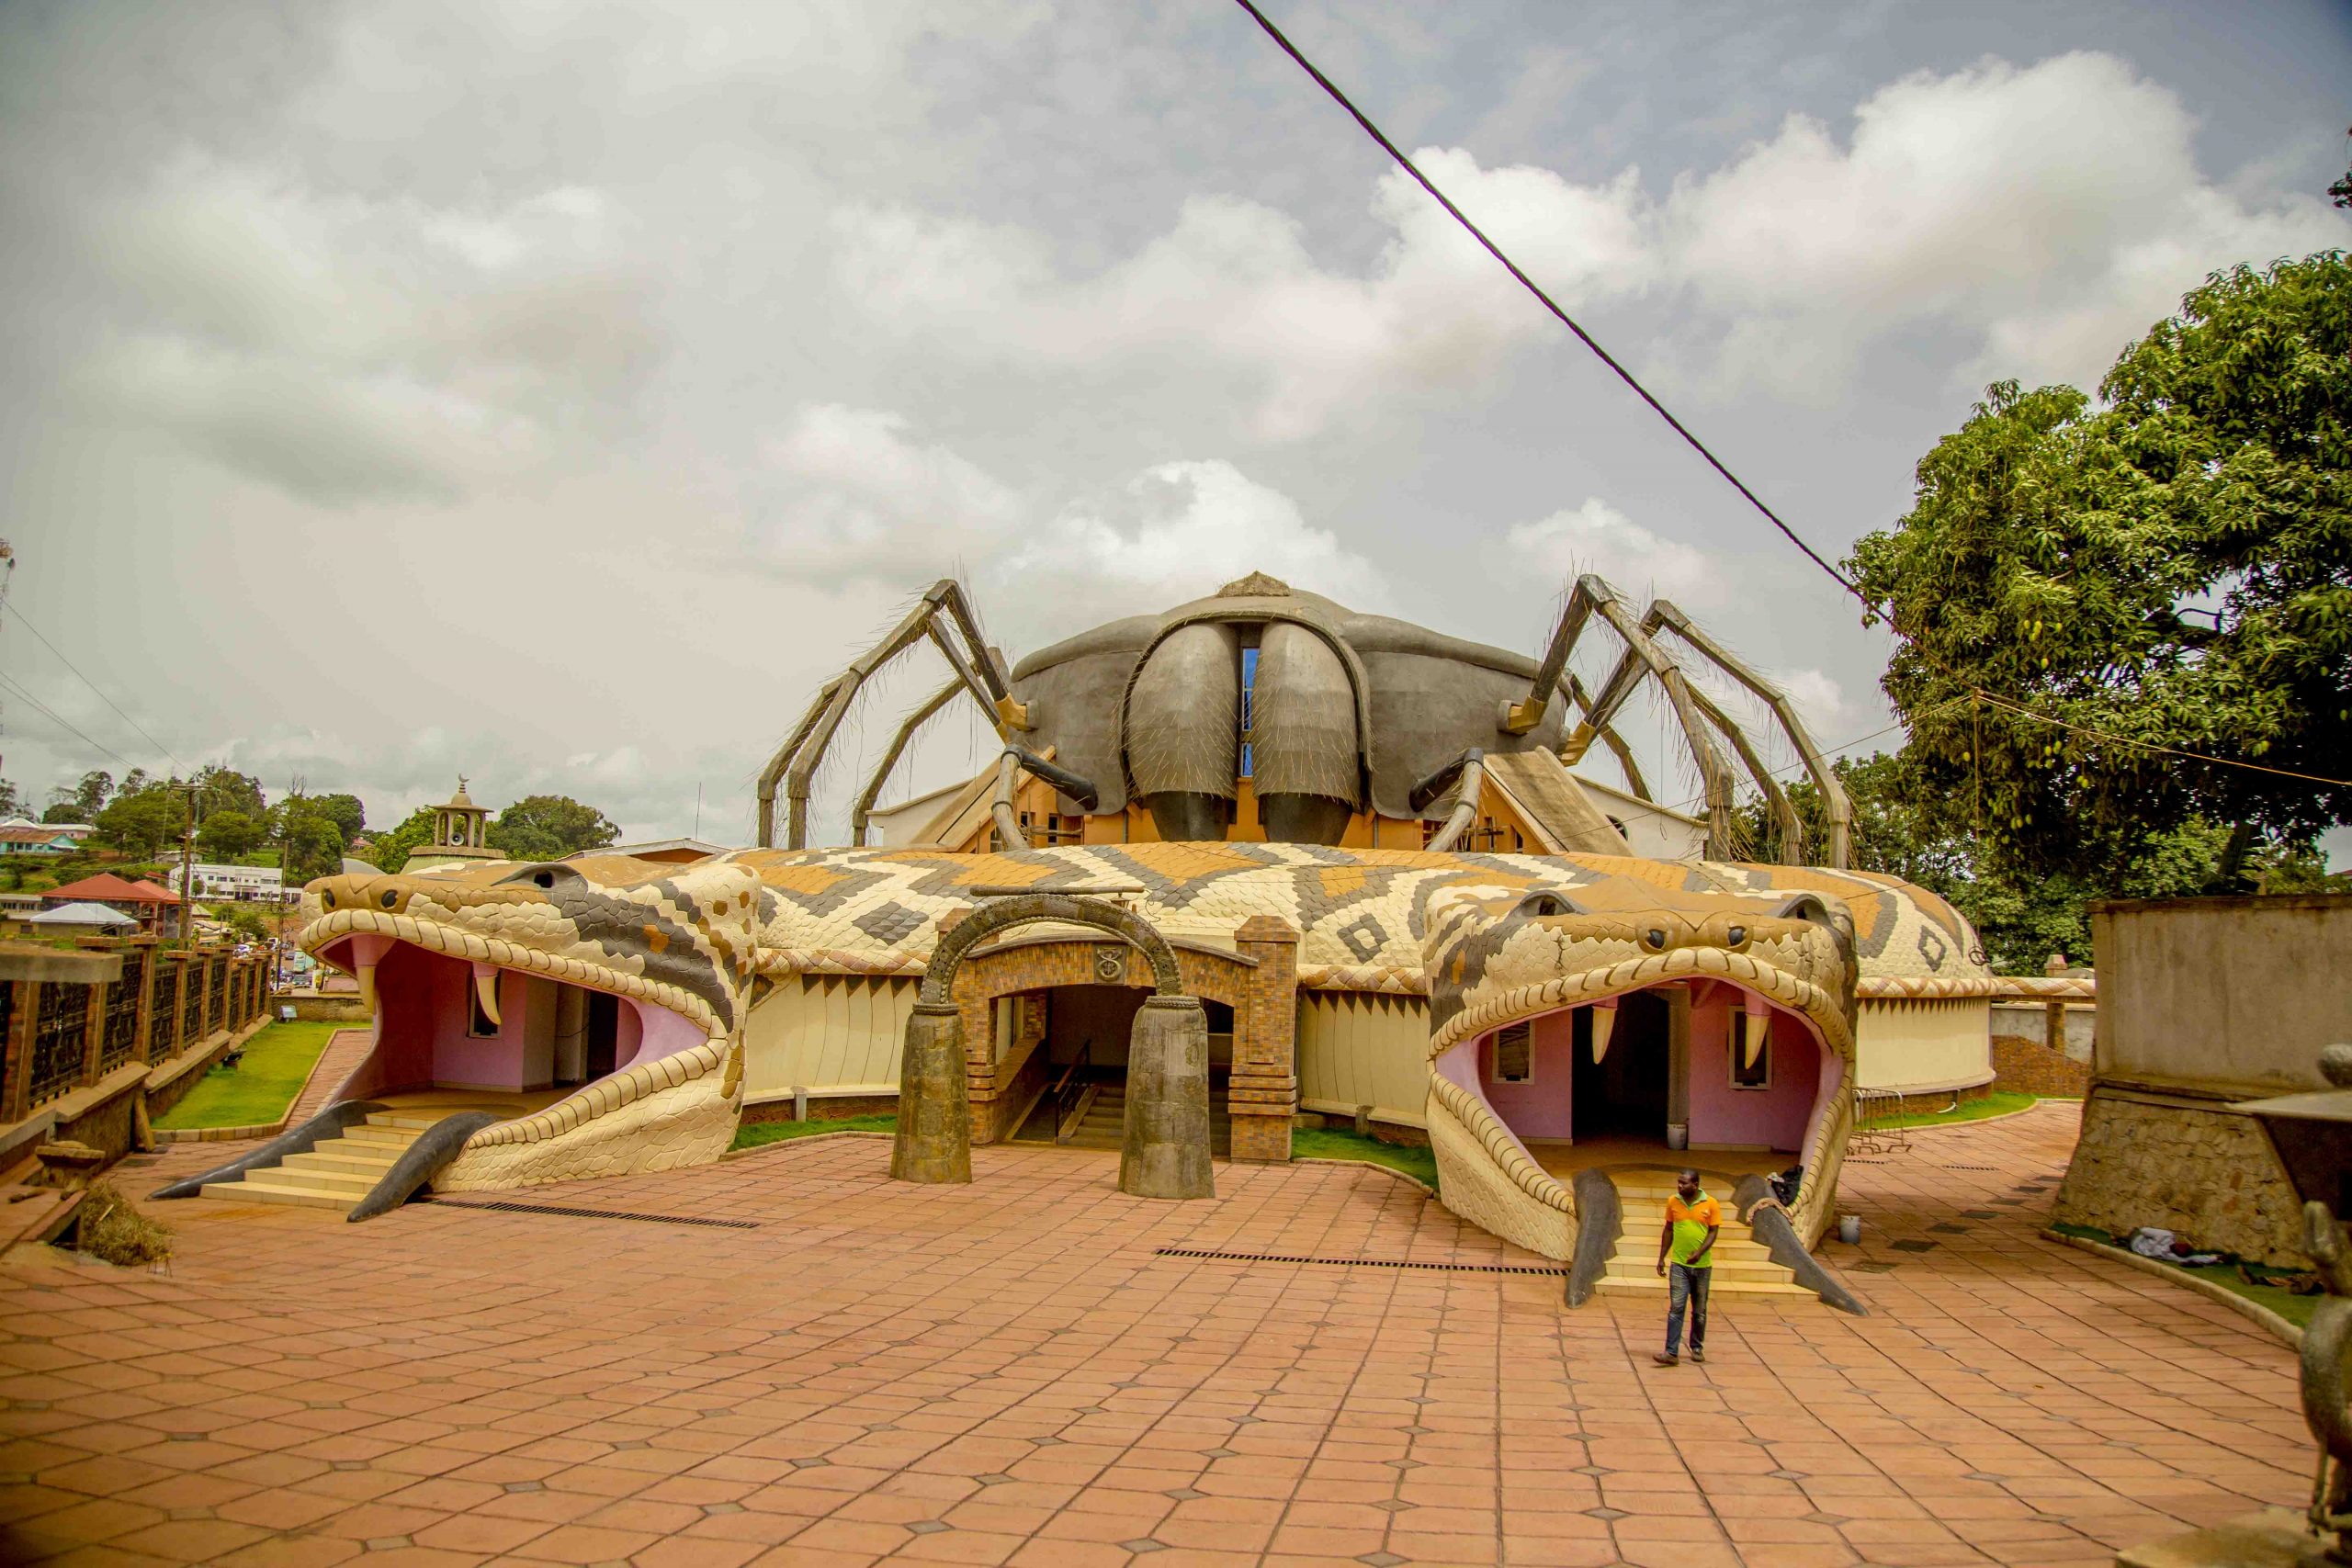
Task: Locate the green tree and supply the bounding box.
[197,807,264,861]
[312,793,366,842]
[488,795,619,862]
[0,780,20,818]
[92,783,182,860]
[48,770,112,821]
[275,794,346,886]
[358,807,436,874]
[1848,252,2352,886]
[195,766,266,821]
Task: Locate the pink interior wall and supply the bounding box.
[1685,981,1819,1151]
[355,943,549,1092]
[622,1001,707,1066]
[1476,1010,1577,1141]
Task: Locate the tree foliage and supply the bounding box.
[1736,752,2341,974]
[358,808,435,874]
[488,795,619,862]
[1848,253,2351,882]
[196,808,264,861]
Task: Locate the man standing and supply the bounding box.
[1652,1168,1718,1366]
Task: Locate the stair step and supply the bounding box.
[281,1148,401,1178]
[1597,1273,1815,1297]
[199,1179,347,1212]
[1604,1258,1791,1284]
[344,1126,424,1148]
[236,1165,377,1197]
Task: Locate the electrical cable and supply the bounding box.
[1968,689,2352,789]
[1228,0,1866,603]
[0,602,186,773]
[0,669,138,771]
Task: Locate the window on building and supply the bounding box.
[1491,1021,1533,1084]
[1731,1027,1770,1089]
[469,980,500,1037]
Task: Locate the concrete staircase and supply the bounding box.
[199,1107,494,1212]
[1015,1079,1232,1156]
[1597,1169,1812,1298]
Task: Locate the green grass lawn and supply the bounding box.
[1292,1125,1440,1190]
[154,1021,344,1130]
[2052,1222,2315,1329]
[731,1114,898,1150]
[1874,1090,2049,1129]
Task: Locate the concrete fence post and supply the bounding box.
[1121,994,1215,1201]
[891,1001,973,1184]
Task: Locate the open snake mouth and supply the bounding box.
[1419,889,1858,1257]
[297,859,758,1170]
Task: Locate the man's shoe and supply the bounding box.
[1690,1348,1706,1364]
[1651,1352,1679,1366]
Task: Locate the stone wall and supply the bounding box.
[2052,1082,2303,1265]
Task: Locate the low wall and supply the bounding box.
[272,992,373,1023]
[2052,1077,2303,1266]
[1991,1034,2090,1098]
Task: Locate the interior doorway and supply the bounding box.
[1010,986,1234,1151]
[1572,990,1669,1140]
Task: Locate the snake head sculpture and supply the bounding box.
[297,854,762,1187]
[1420,871,1860,1258]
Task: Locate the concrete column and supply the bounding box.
[1229,916,1300,1162]
[1121,995,1214,1200]
[3,981,30,1121]
[132,942,156,1065]
[891,1001,973,1184]
[1665,984,1691,1137]
[80,970,105,1086]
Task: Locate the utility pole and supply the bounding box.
[175,780,199,949]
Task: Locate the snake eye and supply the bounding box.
[379,890,399,909]
[1726,925,1747,946]
[534,872,554,889]
[322,889,336,909]
[1644,929,1667,951]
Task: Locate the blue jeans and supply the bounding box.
[1666,1262,1711,1355]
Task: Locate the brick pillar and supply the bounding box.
[2,981,31,1122]
[131,940,156,1065]
[1228,916,1299,1162]
[81,970,105,1087]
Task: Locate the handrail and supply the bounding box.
[1051,1042,1092,1145]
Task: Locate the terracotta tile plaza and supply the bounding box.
[0,1104,2308,1567]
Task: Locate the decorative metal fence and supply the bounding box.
[180,960,203,1045]
[151,964,183,1058]
[99,948,146,1074]
[28,980,90,1108]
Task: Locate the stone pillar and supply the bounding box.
[1228,915,1299,1162]
[132,941,156,1065]
[891,1001,972,1183]
[1121,994,1214,1200]
[2,981,30,1122]
[2043,953,2068,1053]
[80,969,105,1086]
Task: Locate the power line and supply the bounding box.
[0,601,186,773]
[1969,689,2352,789]
[0,669,137,772]
[1228,0,1866,604]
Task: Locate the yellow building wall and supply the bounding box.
[742,974,917,1105]
[1297,991,1431,1128]
[1854,998,1993,1093]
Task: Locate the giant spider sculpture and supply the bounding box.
[755,571,1849,867]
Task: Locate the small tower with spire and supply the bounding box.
[406,776,500,870]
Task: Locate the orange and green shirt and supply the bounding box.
[1665,1191,1721,1269]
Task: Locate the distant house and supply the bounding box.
[187,863,292,903]
[1,818,94,841]
[0,825,82,854]
[43,873,185,934]
[28,901,141,936]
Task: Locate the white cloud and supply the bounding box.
[754,405,1026,585]
[831,152,1654,441]
[1501,497,1725,611]
[1658,51,2351,394]
[988,459,1385,633]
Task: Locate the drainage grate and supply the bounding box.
[1155,1247,1566,1277]
[424,1199,758,1230]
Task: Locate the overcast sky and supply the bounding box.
[2,0,2346,853]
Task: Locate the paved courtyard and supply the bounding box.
[0,1103,2309,1567]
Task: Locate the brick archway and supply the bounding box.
[952,920,1299,1160]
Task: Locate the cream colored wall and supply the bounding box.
[1855,998,1992,1092]
[2094,897,2351,1091]
[742,974,916,1103]
[1297,991,1430,1128]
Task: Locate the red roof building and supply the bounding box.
[42,874,185,931]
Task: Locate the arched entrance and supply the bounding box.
[890,893,1219,1199]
